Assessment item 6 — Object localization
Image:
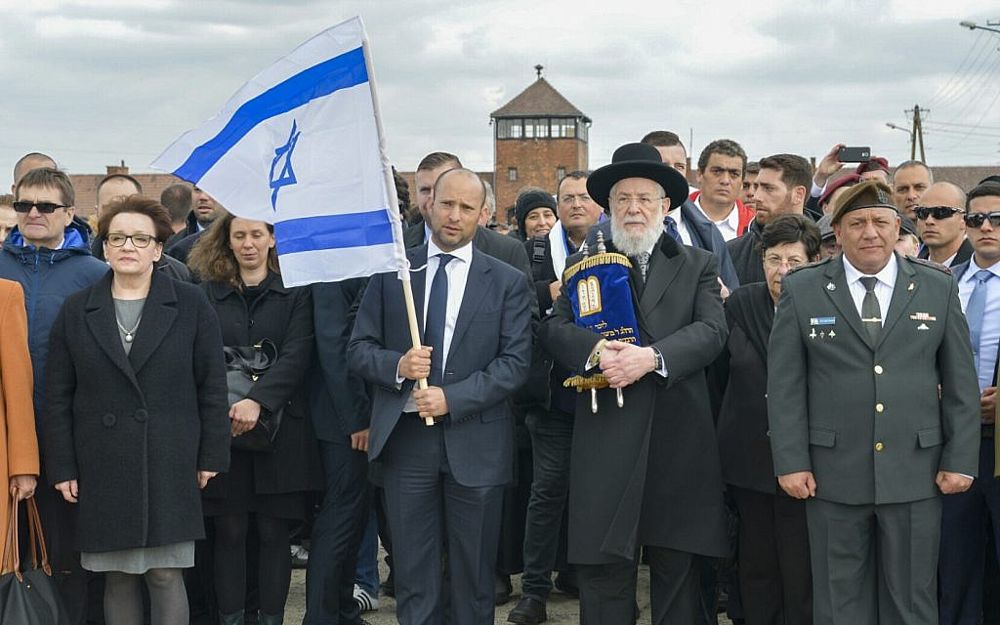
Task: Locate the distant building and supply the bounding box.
[490,65,590,223]
[69,164,185,219]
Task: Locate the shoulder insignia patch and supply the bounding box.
[906,256,953,275]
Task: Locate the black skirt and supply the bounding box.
[202,449,305,520]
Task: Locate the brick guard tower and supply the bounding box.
[490,65,590,224]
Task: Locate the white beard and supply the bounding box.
[610,217,663,258]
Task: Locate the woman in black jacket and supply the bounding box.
[188,213,316,625]
[43,196,230,625]
[713,214,821,625]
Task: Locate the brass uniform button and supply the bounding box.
[876,403,884,413]
[875,442,884,452]
[874,365,883,374]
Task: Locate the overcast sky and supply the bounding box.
[1,0,998,181]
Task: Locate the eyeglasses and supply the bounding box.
[763,255,807,270]
[12,201,69,214]
[913,205,964,220]
[613,194,662,209]
[964,212,1000,229]
[105,233,155,248]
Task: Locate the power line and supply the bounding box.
[927,31,991,107]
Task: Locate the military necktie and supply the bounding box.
[425,254,454,386]
[966,269,993,375]
[859,276,881,344]
[636,252,651,283]
[663,216,682,244]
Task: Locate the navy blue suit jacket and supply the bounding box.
[348,244,533,487]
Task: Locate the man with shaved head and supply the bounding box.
[11,152,56,193]
[915,182,972,268]
[892,160,933,221]
[349,166,533,625]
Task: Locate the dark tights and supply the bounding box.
[105,568,187,625]
[213,514,291,616]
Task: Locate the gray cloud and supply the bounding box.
[1,0,998,185]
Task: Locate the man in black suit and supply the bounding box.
[541,143,729,624]
[349,168,533,625]
[915,182,973,268]
[303,278,372,625]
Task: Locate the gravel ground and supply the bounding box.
[281,556,734,624]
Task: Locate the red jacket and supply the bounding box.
[688,190,755,237]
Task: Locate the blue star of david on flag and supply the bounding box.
[269,120,301,211]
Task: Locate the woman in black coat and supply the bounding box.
[43,197,230,625]
[188,213,316,625]
[713,214,821,625]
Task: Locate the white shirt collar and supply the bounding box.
[843,253,898,288]
[694,196,738,229]
[427,237,473,265]
[965,257,1000,283]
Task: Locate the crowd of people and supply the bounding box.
[0,132,998,625]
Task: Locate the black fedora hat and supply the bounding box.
[586,143,689,211]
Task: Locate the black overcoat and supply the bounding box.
[42,270,230,553]
[200,273,320,498]
[540,234,730,564]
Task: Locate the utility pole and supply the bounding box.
[906,104,927,162]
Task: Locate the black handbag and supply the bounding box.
[0,497,70,625]
[223,339,283,452]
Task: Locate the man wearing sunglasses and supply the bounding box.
[915,182,972,268]
[940,181,1000,625]
[0,165,107,625]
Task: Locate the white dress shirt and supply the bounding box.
[958,258,1000,391]
[693,197,739,241]
[400,238,473,411]
[666,207,693,246]
[843,254,898,326]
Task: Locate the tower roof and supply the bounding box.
[490,77,589,122]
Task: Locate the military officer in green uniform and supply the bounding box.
[767,179,981,625]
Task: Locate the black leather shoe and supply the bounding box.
[495,574,513,605]
[507,596,548,624]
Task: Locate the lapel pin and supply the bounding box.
[826,282,836,291]
[819,330,826,338]
[828,330,836,338]
[908,282,915,291]
[809,328,817,339]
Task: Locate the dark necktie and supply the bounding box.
[859,276,881,344]
[966,269,993,373]
[663,216,682,244]
[636,252,651,283]
[424,254,454,386]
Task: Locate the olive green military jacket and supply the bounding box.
[767,253,980,505]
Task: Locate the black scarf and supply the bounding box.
[725,282,774,365]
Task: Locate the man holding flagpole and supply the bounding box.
[349,167,533,625]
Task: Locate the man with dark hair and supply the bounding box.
[769,179,979,625]
[728,154,811,285]
[160,184,193,234]
[691,139,755,240]
[410,151,463,230]
[892,160,933,221]
[742,161,760,206]
[939,181,1000,625]
[641,131,690,180]
[349,167,533,625]
[1,166,107,624]
[915,182,971,268]
[166,186,226,266]
[506,170,603,624]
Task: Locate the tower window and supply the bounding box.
[557,167,566,180]
[508,167,518,182]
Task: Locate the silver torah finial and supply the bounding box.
[596,230,607,254]
[579,240,590,259]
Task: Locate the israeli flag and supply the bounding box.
[151,16,406,286]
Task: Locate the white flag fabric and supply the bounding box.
[151,16,406,287]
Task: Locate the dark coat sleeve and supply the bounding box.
[313,279,371,436]
[766,284,811,476]
[40,301,78,484]
[348,272,408,391]
[937,276,982,475]
[245,287,315,415]
[192,289,230,473]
